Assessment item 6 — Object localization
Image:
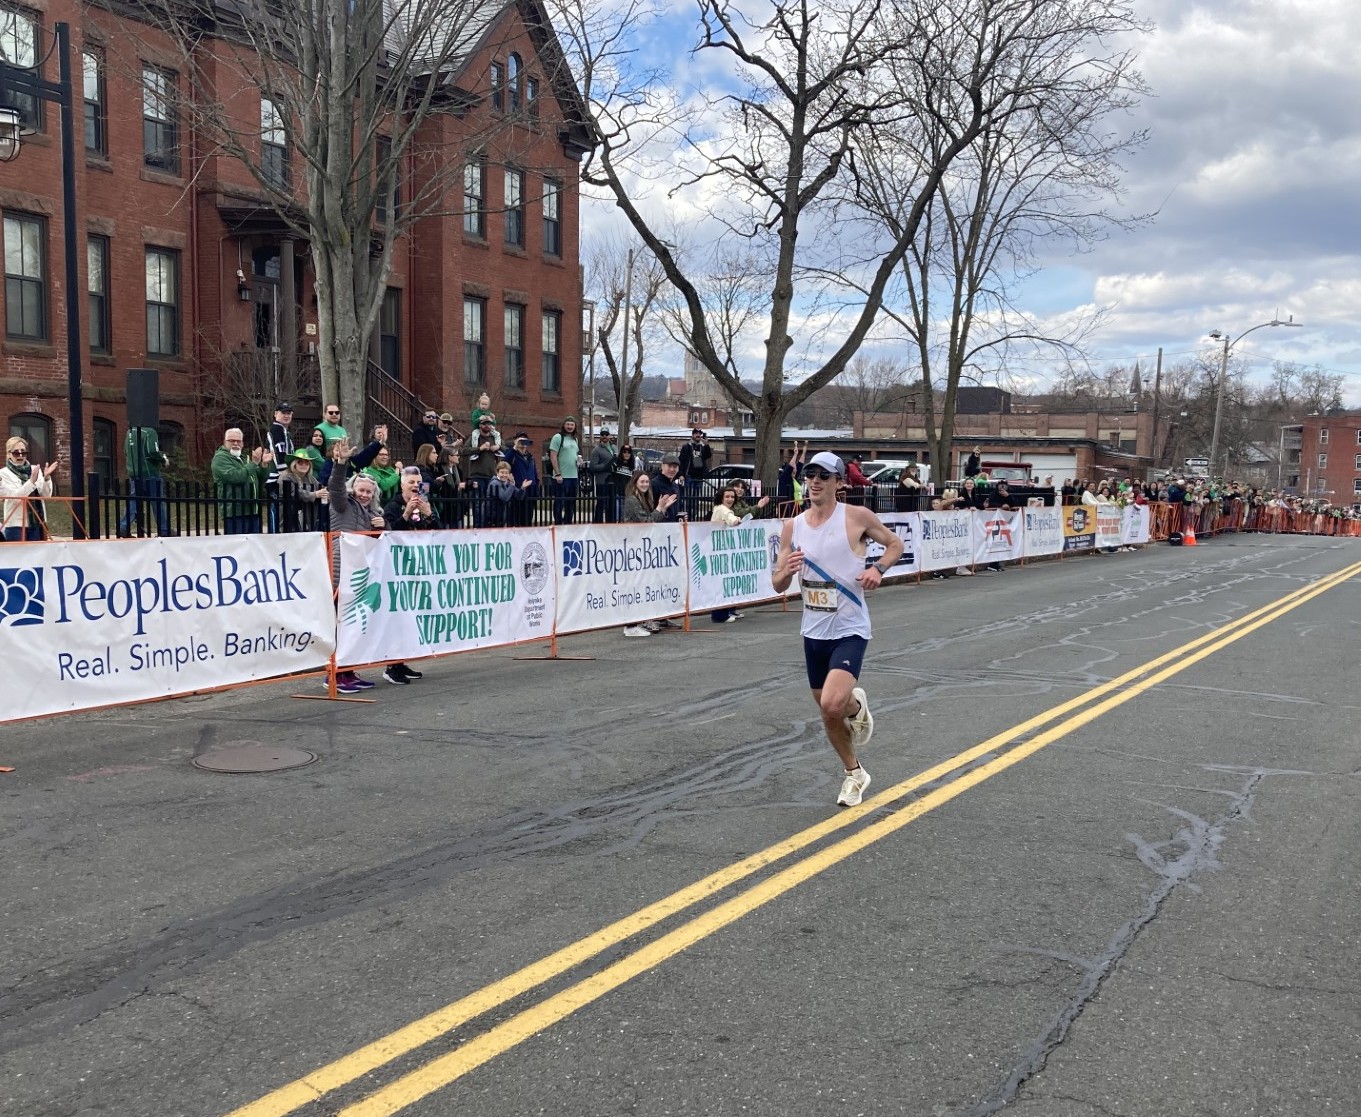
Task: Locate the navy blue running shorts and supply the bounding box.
[803,635,868,690]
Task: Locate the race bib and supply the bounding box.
[801,579,839,612]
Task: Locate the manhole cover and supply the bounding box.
[192,745,318,774]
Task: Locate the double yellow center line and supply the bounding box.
[228,560,1361,1117]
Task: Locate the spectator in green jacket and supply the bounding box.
[117,425,175,538]
[211,428,268,535]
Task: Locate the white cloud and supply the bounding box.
[1016,0,1361,400]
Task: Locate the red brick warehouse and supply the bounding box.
[0,0,586,477]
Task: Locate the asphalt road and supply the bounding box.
[2,533,1360,1117]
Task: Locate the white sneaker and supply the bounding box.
[837,766,871,807]
[956,566,974,576]
[623,625,651,638]
[847,686,874,750]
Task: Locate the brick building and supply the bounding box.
[1297,412,1361,505]
[0,0,584,479]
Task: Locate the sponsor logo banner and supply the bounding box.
[866,513,920,579]
[1023,504,1064,557]
[918,510,975,572]
[1096,505,1123,549]
[1122,504,1150,545]
[1063,506,1096,552]
[555,523,687,633]
[687,519,791,612]
[0,535,335,723]
[974,508,1023,564]
[336,529,553,666]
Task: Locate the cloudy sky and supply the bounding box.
[576,0,1360,402]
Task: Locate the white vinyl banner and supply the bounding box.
[918,510,976,572]
[1095,504,1124,550]
[1022,504,1065,557]
[1122,504,1151,545]
[686,519,791,612]
[866,513,921,580]
[335,529,554,666]
[973,508,1024,565]
[0,535,336,723]
[555,523,688,633]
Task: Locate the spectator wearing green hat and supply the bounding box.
[278,447,328,532]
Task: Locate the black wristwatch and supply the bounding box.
[871,561,890,575]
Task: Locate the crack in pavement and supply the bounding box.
[956,765,1310,1117]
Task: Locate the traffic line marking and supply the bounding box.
[225,560,1361,1117]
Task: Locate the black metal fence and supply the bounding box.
[83,475,1051,539]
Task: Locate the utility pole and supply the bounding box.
[1150,347,1163,473]
[1209,334,1230,481]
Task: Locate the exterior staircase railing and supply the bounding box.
[365,360,430,452]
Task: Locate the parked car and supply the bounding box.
[700,463,756,497]
[862,461,931,512]
[862,460,931,488]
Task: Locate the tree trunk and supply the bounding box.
[752,391,787,495]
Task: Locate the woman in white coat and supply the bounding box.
[1,437,56,541]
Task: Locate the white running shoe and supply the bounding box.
[623,625,652,638]
[847,686,874,750]
[956,566,974,576]
[837,766,871,807]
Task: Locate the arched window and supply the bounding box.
[507,53,522,110]
[93,416,116,483]
[8,413,52,467]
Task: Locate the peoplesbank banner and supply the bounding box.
[687,519,792,612]
[335,529,554,666]
[555,523,687,633]
[918,510,975,573]
[0,535,336,723]
[1023,504,1064,557]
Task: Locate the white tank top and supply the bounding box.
[791,502,871,640]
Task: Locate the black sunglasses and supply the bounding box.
[9,449,28,457]
[804,467,836,480]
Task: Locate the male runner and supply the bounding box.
[771,452,904,807]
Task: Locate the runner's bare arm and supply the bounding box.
[770,518,802,593]
[850,506,903,589]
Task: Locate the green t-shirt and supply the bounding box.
[549,433,580,480]
[315,420,348,449]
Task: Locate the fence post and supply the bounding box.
[85,472,102,539]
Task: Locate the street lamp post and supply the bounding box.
[0,22,86,536]
[1206,316,1302,482]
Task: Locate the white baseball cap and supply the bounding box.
[806,451,844,476]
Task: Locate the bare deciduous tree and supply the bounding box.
[848,2,1147,478]
[553,0,1150,486]
[587,242,669,444]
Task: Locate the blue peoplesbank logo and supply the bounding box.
[0,567,45,626]
[561,539,586,577]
